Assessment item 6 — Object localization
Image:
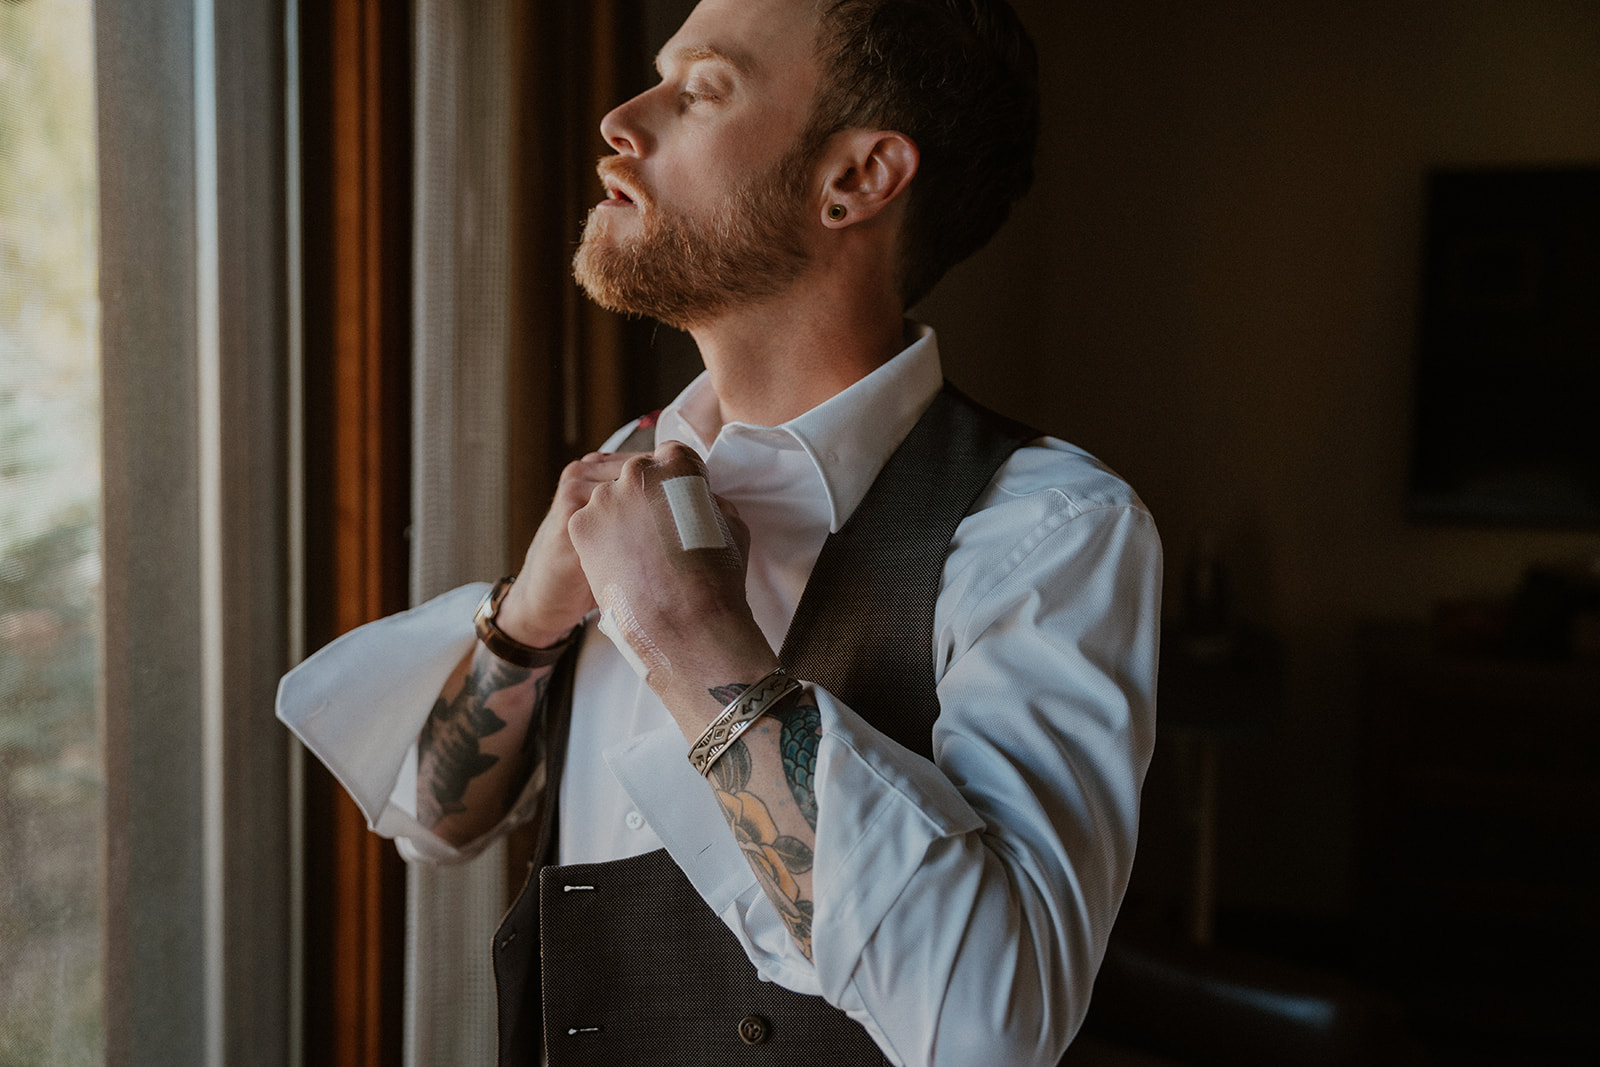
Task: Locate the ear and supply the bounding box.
[816,130,919,229]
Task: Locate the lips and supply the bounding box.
[597,158,647,210]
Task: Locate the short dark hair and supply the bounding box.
[807,0,1040,307]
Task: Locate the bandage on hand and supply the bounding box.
[570,443,768,695]
[661,474,734,552]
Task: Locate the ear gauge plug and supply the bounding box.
[828,204,847,221]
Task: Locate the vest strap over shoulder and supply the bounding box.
[780,383,1036,759]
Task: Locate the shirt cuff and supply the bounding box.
[602,681,987,1012]
[603,723,821,984]
[804,687,986,1006]
[275,582,488,857]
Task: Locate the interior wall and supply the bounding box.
[922,0,1600,912]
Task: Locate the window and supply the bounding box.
[0,1,103,1060]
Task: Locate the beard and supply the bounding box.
[572,140,817,330]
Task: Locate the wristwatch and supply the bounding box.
[473,575,576,668]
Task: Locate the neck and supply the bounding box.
[685,271,907,433]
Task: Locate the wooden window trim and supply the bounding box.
[296,1,413,1064]
[292,2,649,1061]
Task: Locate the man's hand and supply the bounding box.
[497,451,636,648]
[415,451,646,845]
[568,442,778,736]
[571,443,822,962]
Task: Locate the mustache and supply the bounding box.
[597,157,653,210]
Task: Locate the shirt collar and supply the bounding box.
[655,323,945,532]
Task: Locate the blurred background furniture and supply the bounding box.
[1356,622,1600,1061]
[1056,613,1428,1066]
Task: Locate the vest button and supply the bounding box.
[737,1014,771,1045]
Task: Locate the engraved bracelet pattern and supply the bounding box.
[687,667,803,776]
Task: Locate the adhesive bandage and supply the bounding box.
[661,475,732,551]
[590,467,743,682]
[597,585,668,681]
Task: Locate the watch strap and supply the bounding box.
[474,576,578,669]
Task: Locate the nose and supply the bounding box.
[599,88,654,157]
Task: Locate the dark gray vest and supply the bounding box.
[493,384,1035,1065]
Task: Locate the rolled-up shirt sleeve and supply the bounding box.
[275,581,522,865]
[279,425,1160,1065]
[817,500,1160,1065]
[275,412,651,866]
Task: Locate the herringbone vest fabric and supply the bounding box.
[493,384,1035,1065]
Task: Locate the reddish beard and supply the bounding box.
[572,142,816,330]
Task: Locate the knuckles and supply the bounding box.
[564,501,599,546]
[652,440,705,475]
[616,453,653,486]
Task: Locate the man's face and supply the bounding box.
[572,0,826,329]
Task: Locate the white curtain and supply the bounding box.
[407,1,515,1063]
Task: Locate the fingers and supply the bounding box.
[569,448,744,567]
[505,451,643,644]
[569,443,752,572]
[602,441,702,488]
[567,442,704,493]
[555,451,639,513]
[561,451,632,487]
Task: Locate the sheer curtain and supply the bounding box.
[404,2,646,1063]
[407,3,514,1063]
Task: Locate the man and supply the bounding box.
[278,0,1160,1063]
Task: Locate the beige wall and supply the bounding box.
[923,0,1600,912]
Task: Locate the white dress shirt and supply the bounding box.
[277,325,1161,1066]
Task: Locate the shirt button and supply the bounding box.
[624,811,645,831]
[737,1014,771,1045]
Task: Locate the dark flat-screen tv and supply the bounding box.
[1409,167,1600,526]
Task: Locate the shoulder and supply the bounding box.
[986,435,1151,521]
[945,434,1158,597]
[934,435,1164,668]
[939,384,1147,521]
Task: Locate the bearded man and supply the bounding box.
[279,1,1161,1064]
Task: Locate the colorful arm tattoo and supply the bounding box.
[707,682,823,959]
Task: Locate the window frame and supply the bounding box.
[97,1,294,1062]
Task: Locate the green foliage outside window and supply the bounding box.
[0,0,103,1062]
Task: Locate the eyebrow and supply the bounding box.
[654,42,757,79]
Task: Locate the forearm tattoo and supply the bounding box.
[417,654,547,828]
[779,701,821,831]
[707,683,823,959]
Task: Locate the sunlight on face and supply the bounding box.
[572,0,827,329]
[573,136,820,329]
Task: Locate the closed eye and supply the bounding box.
[678,82,724,108]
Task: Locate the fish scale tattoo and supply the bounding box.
[779,702,821,830]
